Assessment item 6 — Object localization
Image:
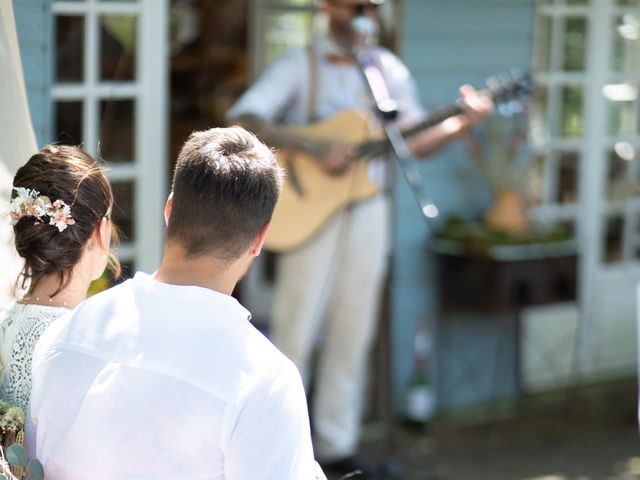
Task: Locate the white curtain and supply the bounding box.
[0,0,38,303]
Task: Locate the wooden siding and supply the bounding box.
[391,0,534,413]
[13,0,51,146]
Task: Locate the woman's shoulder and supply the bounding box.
[2,304,68,336]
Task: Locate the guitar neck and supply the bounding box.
[357,102,466,159]
[355,73,533,158]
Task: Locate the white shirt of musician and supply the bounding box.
[227,35,427,186]
[28,272,319,480]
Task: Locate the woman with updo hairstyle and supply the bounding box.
[0,144,120,411]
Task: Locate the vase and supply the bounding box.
[484,187,529,235]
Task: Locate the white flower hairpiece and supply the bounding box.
[4,187,76,232]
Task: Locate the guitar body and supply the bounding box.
[262,72,532,252]
[264,110,379,252]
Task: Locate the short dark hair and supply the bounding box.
[12,145,120,296]
[166,127,283,260]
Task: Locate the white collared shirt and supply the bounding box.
[226,36,426,186]
[28,272,317,479]
[227,36,425,128]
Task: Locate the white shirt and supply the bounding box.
[28,272,319,480]
[0,303,69,411]
[227,36,425,128]
[226,36,426,186]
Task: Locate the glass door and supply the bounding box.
[531,0,640,379]
[52,0,168,280]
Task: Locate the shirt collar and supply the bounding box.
[132,272,252,322]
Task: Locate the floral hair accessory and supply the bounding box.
[5,187,76,232]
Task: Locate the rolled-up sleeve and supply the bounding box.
[227,46,307,123]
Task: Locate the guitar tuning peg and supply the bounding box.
[509,67,524,81]
[498,72,516,94]
[486,76,504,102]
[498,103,515,117]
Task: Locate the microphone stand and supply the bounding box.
[352,45,440,478]
[353,47,440,223]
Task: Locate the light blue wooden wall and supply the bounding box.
[391,0,534,413]
[13,0,52,146]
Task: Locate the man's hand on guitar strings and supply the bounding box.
[459,84,494,126]
[316,141,357,176]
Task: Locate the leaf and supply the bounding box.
[6,443,28,469]
[27,459,44,480]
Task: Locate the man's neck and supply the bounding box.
[154,246,240,296]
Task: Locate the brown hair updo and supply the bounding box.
[11,145,120,296]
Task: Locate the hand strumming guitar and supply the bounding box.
[312,140,356,175]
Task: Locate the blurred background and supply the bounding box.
[5,0,640,477]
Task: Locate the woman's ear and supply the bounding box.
[94,216,111,252]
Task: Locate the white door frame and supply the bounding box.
[51,0,168,274]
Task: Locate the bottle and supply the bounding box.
[405,324,435,428]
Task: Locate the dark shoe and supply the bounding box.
[320,456,383,479]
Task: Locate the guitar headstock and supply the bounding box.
[485,69,533,116]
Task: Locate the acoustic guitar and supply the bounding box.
[264,74,532,252]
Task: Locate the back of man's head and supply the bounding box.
[166,127,283,260]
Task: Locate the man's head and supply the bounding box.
[166,127,283,262]
[320,0,384,46]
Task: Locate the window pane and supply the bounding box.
[528,153,546,205]
[557,151,579,204]
[99,99,135,163]
[53,101,83,145]
[111,181,135,243]
[100,15,137,81]
[269,0,313,4]
[602,215,624,263]
[607,97,637,135]
[530,86,548,141]
[562,17,587,71]
[606,146,640,201]
[55,16,84,83]
[541,0,590,4]
[265,12,313,64]
[560,86,583,137]
[612,15,640,73]
[534,14,553,72]
[635,214,640,260]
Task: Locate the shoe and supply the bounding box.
[320,456,382,479]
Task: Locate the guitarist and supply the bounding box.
[227,1,492,477]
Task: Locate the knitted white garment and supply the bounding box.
[0,303,69,411]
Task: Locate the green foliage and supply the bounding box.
[26,460,43,480]
[0,401,24,435]
[435,216,573,256]
[0,443,43,480]
[0,401,43,480]
[5,446,27,470]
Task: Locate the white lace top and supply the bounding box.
[0,303,69,411]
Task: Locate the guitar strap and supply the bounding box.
[306,42,319,124]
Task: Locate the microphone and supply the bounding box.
[350,16,398,120]
[350,15,378,50]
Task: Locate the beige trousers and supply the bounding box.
[271,195,390,460]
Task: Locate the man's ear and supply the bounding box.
[249,223,271,257]
[164,193,174,226]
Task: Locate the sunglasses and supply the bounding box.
[335,2,380,16]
